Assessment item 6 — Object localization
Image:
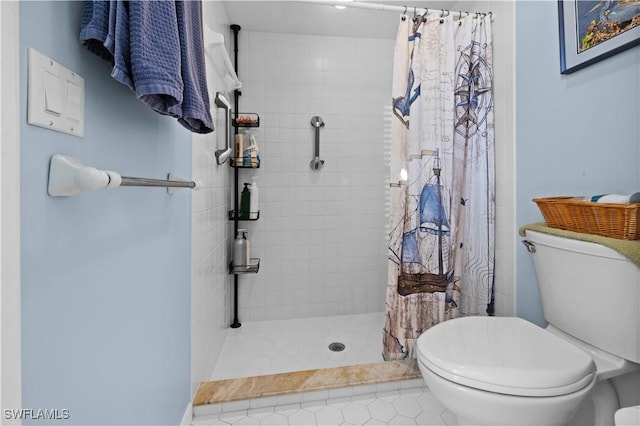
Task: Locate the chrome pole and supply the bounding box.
[120,176,196,189]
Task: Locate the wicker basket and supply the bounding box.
[533,196,640,240]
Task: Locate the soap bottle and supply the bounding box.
[233,229,247,267]
[249,176,259,219]
[240,183,251,219]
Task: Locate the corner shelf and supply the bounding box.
[228,210,260,221]
[229,111,261,280]
[230,258,260,274]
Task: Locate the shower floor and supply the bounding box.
[211,312,386,380]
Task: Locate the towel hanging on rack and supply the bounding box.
[80,0,214,134]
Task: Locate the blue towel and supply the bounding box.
[80,0,213,134]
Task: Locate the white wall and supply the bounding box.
[191,1,233,392]
[234,31,394,322]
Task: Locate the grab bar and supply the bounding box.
[47,154,199,197]
[310,115,325,171]
[214,92,232,165]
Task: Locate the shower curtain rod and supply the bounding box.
[301,0,491,19]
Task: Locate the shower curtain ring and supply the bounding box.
[440,9,444,17]
[401,5,407,20]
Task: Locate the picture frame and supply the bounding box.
[558,0,640,74]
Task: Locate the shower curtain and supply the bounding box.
[383,13,494,360]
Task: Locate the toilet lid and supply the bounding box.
[416,317,596,397]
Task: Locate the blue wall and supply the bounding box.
[20,2,192,424]
[516,1,640,325]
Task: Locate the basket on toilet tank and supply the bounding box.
[533,196,640,240]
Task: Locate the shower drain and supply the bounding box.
[328,342,345,352]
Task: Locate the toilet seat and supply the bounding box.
[417,317,596,397]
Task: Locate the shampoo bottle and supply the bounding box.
[234,133,244,161]
[249,176,259,219]
[240,183,251,219]
[249,133,260,165]
[233,229,247,267]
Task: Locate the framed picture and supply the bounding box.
[558,0,640,74]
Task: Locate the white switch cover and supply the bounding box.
[28,48,84,137]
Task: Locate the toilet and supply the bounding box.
[416,230,640,426]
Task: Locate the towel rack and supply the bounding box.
[47,154,199,197]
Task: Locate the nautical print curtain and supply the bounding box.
[383,13,494,360]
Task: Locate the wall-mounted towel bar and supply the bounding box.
[47,154,199,197]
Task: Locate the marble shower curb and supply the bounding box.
[193,360,422,418]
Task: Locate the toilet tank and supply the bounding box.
[525,230,640,363]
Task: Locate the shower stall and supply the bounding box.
[192,0,516,389]
[233,30,393,323]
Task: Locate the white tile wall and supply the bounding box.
[191,2,233,396]
[234,31,395,322]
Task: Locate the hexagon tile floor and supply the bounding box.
[191,387,456,426]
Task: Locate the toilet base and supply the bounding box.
[419,361,596,426]
[569,372,640,426]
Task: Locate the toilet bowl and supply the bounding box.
[416,231,640,426]
[417,316,596,426]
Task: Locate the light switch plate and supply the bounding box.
[27,48,84,137]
